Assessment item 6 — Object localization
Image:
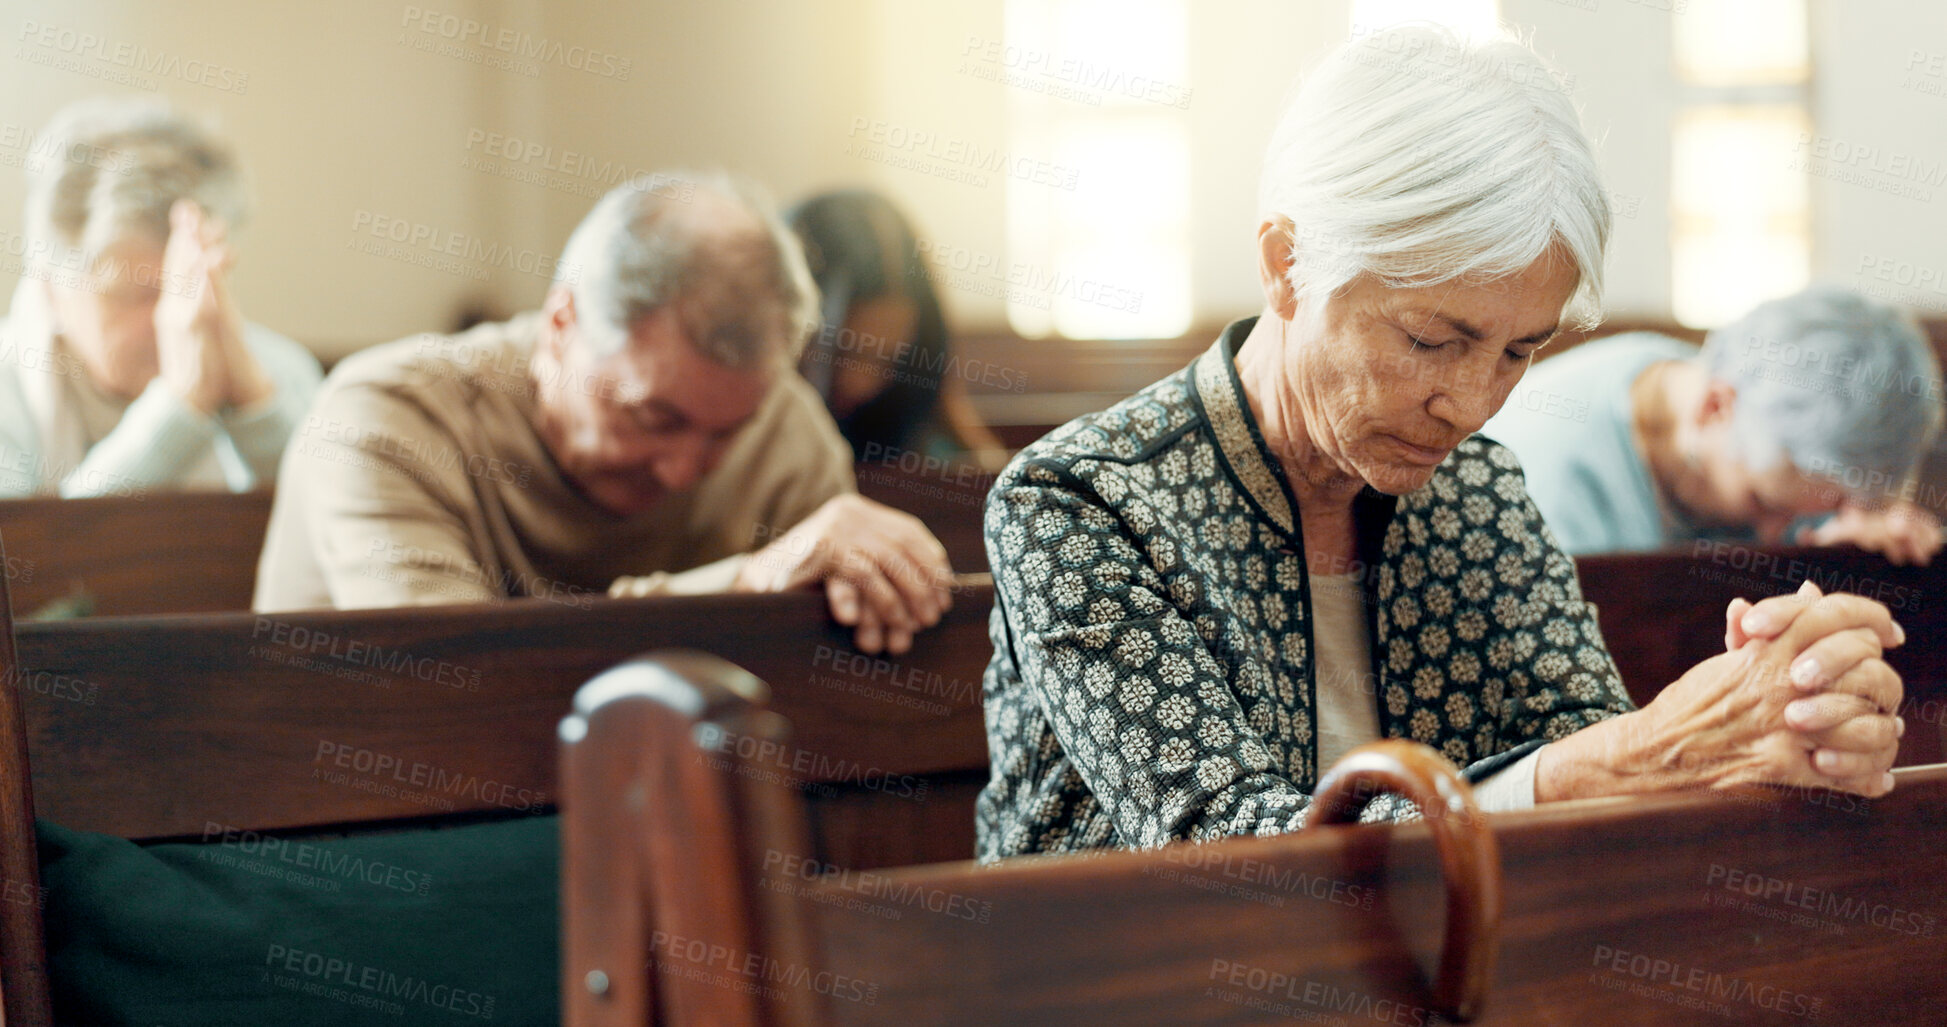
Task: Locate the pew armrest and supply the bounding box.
[1307,740,1503,1023]
[560,650,826,1027]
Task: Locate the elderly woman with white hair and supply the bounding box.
[0,97,320,497]
[1485,286,1943,563]
[976,26,1907,860]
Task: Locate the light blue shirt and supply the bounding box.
[1482,333,1701,554]
[0,309,322,498]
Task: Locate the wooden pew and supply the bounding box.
[15,579,996,860]
[0,525,997,1023]
[0,490,273,617]
[0,460,987,621]
[851,455,991,573]
[563,651,1947,1026]
[1577,543,1947,766]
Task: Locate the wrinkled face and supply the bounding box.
[531,296,774,518]
[1284,255,1579,496]
[1688,439,1849,542]
[44,235,167,398]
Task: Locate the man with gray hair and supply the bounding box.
[255,174,954,654]
[1485,285,1943,563]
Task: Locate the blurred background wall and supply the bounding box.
[0,0,1938,360]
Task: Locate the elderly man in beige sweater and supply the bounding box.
[255,173,953,654]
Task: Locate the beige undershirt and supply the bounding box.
[1308,571,1540,811]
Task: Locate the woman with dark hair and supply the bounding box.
[787,189,1007,467]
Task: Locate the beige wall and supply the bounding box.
[0,0,1938,362]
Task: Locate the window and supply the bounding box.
[1002,0,1191,339]
[1669,0,1811,327]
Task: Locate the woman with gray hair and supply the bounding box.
[0,97,320,497]
[977,26,1905,860]
[1485,287,1942,564]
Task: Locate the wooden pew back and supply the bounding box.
[17,581,997,871]
[0,490,273,617]
[565,651,1947,1026]
[1577,543,1947,765]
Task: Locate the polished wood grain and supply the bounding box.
[0,490,273,617]
[561,656,822,1027]
[0,534,53,1027]
[17,580,995,846]
[1577,544,1947,765]
[1307,739,1501,1022]
[852,459,992,573]
[580,651,1947,1026]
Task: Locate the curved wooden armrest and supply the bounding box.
[1305,740,1503,1023]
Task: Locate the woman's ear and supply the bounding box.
[1257,218,1299,321]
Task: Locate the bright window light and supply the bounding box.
[1675,0,1809,87]
[1671,105,1811,328]
[1348,0,1501,41]
[1004,0,1191,339]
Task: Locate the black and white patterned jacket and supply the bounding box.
[975,318,1636,861]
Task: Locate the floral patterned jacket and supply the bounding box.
[975,318,1636,860]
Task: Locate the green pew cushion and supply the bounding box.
[38,814,558,1027]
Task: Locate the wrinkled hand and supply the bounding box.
[1797,500,1942,566]
[734,494,954,654]
[153,200,267,415]
[1646,580,1904,797]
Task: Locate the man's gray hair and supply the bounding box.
[1702,285,1942,498]
[1258,25,1611,328]
[555,170,819,368]
[24,96,247,269]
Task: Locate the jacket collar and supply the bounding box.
[1191,316,1299,537]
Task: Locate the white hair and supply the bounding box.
[1703,286,1942,496]
[554,170,819,369]
[1258,25,1610,328]
[23,96,246,270]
